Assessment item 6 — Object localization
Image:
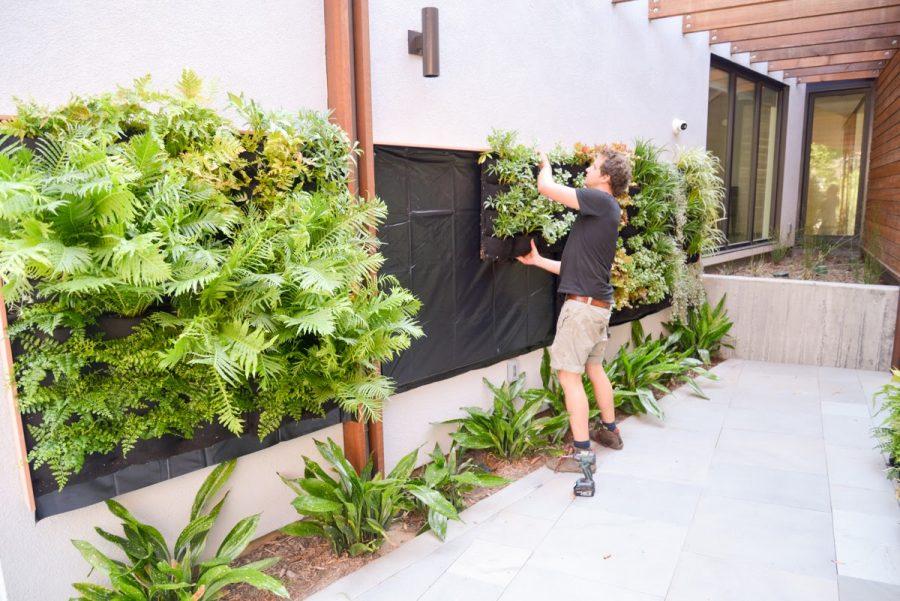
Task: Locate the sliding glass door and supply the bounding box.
[801,89,870,238]
[706,58,785,248]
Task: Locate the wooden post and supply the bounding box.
[0,293,36,512]
[351,0,386,474]
[325,0,382,473]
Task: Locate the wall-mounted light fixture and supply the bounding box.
[408,7,439,77]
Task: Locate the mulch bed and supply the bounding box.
[221,449,553,600]
[708,247,886,285]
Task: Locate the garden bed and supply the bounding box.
[707,246,889,285]
[222,449,554,600]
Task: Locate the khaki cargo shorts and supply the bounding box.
[548,299,612,374]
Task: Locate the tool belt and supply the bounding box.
[565,294,611,309]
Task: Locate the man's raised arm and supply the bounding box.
[536,151,580,210]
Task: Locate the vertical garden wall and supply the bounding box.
[0,75,421,518]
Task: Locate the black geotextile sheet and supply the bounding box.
[375,146,558,391]
[376,146,677,392]
[27,405,342,520]
[7,269,343,519]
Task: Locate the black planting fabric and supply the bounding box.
[31,405,341,519]
[10,305,342,520]
[376,146,557,391]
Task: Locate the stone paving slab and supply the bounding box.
[309,360,898,601]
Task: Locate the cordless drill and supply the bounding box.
[572,451,596,497]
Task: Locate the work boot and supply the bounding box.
[546,446,597,474]
[591,425,624,450]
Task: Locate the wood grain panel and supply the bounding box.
[728,23,900,52]
[795,70,880,83]
[686,1,899,34]
[649,0,780,19]
[768,50,895,72]
[749,38,899,63]
[710,8,900,44]
[865,49,900,279]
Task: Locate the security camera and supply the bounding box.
[672,119,688,134]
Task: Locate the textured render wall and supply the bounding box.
[0,0,327,115]
[369,0,712,150]
[0,3,329,599]
[703,275,898,371]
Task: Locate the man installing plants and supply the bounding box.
[517,149,631,497]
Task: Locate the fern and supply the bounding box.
[1,74,422,487]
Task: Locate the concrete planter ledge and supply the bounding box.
[703,274,898,371]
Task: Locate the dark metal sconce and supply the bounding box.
[408,7,439,77]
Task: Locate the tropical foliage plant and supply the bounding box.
[662,296,734,365]
[280,438,461,553]
[411,443,507,535]
[70,460,288,600]
[0,72,422,488]
[445,373,568,459]
[873,370,900,484]
[603,322,714,419]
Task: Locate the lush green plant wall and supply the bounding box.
[480,131,725,314]
[0,72,422,487]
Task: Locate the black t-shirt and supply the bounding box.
[557,188,620,302]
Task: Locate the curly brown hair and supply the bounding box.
[598,151,632,197]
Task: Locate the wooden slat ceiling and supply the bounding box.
[615,0,900,83]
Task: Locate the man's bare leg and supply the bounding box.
[585,362,623,450]
[585,362,614,423]
[558,369,590,441]
[557,369,597,495]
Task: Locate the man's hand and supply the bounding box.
[517,239,561,275]
[517,239,542,266]
[536,151,579,210]
[538,151,550,171]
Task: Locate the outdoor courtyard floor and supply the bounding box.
[309,359,899,601]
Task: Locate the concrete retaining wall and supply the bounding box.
[703,275,898,371]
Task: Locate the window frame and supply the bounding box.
[797,81,875,243]
[710,55,788,251]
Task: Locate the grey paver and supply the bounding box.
[528,506,688,597]
[822,413,879,450]
[832,509,900,585]
[419,572,504,601]
[499,564,662,600]
[829,484,900,518]
[724,405,824,438]
[837,575,900,601]
[666,551,838,601]
[653,395,728,433]
[826,445,894,491]
[573,472,702,526]
[705,462,831,512]
[714,428,828,475]
[684,495,836,580]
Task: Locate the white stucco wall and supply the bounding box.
[370,0,712,150]
[0,0,327,116]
